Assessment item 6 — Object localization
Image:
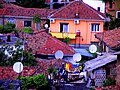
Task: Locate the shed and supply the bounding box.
[84,53,117,87]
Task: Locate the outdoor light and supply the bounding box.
[44,23,49,29]
[76,30,81,37]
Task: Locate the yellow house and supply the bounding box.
[48,0,106,44]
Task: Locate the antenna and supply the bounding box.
[89,44,97,53]
[55,50,64,59]
[73,53,82,63]
[13,62,23,74]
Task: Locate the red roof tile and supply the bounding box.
[24,31,76,55]
[95,28,120,50]
[0,3,56,18]
[0,59,72,80]
[49,0,105,20]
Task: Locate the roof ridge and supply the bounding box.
[48,1,75,18]
[82,2,105,19]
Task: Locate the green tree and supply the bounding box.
[0,23,17,33]
[63,37,71,44]
[33,15,41,23]
[15,0,49,8]
[0,39,37,66]
[21,28,32,34]
[18,74,49,90]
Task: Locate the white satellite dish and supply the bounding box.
[55,50,64,59]
[13,62,23,74]
[73,53,82,62]
[89,44,97,53]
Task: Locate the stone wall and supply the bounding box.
[116,54,120,84]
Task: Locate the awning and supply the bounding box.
[84,53,117,71]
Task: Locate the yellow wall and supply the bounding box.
[50,19,104,44]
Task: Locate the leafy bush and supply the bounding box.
[63,37,71,44]
[18,74,50,90]
[0,25,3,33]
[21,28,32,34]
[103,78,116,86]
[89,88,95,90]
[47,66,57,74]
[33,15,41,23]
[0,23,16,33]
[4,23,16,33]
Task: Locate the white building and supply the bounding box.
[83,0,105,13]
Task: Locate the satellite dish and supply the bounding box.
[55,50,64,59]
[13,62,23,74]
[73,53,82,62]
[89,44,97,53]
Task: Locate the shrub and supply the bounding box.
[0,25,3,33]
[0,23,16,33]
[103,77,116,86]
[63,37,71,44]
[18,74,49,90]
[21,28,32,34]
[33,15,41,23]
[4,23,16,33]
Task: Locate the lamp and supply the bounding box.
[44,23,49,33]
[75,30,81,48]
[44,23,49,29]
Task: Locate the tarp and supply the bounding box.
[84,53,117,71]
[74,48,93,57]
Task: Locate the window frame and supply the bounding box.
[60,23,69,33]
[97,7,100,12]
[116,11,120,18]
[7,18,15,24]
[91,23,100,32]
[24,20,32,28]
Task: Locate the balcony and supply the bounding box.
[50,32,76,39]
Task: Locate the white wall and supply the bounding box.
[83,0,105,13]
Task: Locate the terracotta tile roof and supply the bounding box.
[0,3,56,18]
[23,31,76,55]
[0,59,72,80]
[95,28,120,50]
[49,0,106,20]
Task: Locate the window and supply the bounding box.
[24,21,31,27]
[116,11,120,18]
[8,18,15,24]
[91,24,100,32]
[36,23,40,30]
[97,7,100,12]
[60,23,68,32]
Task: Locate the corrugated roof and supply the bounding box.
[74,48,93,57]
[84,53,117,71]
